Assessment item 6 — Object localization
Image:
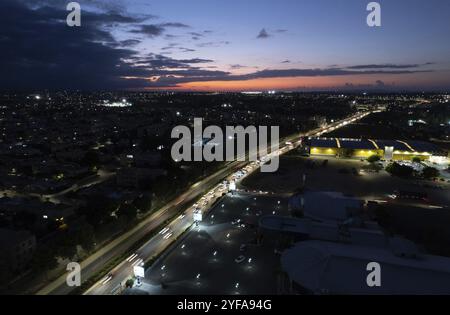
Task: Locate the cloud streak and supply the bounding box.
[346,63,434,70]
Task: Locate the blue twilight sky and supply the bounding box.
[2,0,450,91]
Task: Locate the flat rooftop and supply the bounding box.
[339,139,377,150]
[289,191,363,222]
[281,239,450,294]
[310,138,338,148]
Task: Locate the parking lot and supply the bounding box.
[130,193,290,295]
[242,155,450,207]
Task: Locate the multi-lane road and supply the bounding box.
[36,111,371,295]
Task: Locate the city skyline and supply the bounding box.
[1,0,450,92]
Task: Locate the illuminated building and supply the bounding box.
[308,138,448,164]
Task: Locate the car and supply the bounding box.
[159,227,170,235]
[240,244,247,251]
[235,255,246,263]
[101,273,114,285]
[231,219,241,225]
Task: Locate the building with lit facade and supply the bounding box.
[308,138,448,164]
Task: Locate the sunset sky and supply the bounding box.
[2,0,450,91]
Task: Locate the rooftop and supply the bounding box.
[289,191,363,222]
[281,239,450,294]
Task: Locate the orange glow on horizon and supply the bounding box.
[141,70,450,92]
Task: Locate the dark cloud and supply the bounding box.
[119,39,141,47]
[196,41,230,48]
[178,58,213,64]
[164,34,179,40]
[189,32,204,40]
[159,22,190,28]
[180,47,196,52]
[161,43,179,50]
[130,22,190,37]
[347,63,433,70]
[82,11,149,27]
[0,0,154,90]
[130,24,165,37]
[162,44,196,53]
[229,68,430,80]
[230,64,247,69]
[132,54,213,70]
[257,28,270,39]
[143,67,431,88]
[375,80,385,86]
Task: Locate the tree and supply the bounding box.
[19,165,34,177]
[132,193,152,212]
[340,148,353,158]
[125,278,134,288]
[117,203,137,221]
[12,211,37,230]
[31,246,58,278]
[56,238,78,260]
[76,194,117,227]
[385,162,414,178]
[77,224,96,252]
[367,155,381,163]
[81,150,100,167]
[422,167,439,180]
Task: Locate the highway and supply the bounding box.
[36,160,247,295]
[36,111,370,295]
